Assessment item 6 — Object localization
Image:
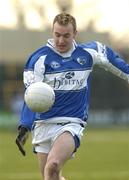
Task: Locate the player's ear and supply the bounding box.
[73,30,77,38]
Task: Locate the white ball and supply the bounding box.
[24,82,55,112]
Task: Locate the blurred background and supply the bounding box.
[0,0,129,127]
[0,1,129,180]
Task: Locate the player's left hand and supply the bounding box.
[15,126,29,156]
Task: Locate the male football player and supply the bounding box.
[16,13,129,180]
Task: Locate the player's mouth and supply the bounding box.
[57,44,66,48]
[56,45,67,52]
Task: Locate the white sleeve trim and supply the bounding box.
[84,43,129,82]
[34,55,46,82]
[23,55,46,87]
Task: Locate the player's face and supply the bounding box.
[52,22,77,53]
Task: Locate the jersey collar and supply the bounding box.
[47,39,77,58]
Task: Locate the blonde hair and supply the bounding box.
[53,13,77,32]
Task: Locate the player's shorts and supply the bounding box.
[32,117,86,154]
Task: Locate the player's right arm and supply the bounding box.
[15,103,35,156]
[19,51,47,126]
[16,49,47,156]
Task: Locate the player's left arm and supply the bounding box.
[94,42,129,82]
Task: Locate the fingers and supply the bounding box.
[15,126,29,156]
[15,138,26,156]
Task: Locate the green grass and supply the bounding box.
[0,127,129,180]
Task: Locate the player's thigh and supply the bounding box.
[47,131,75,168]
[37,152,48,174]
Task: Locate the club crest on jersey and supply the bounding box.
[50,61,61,69]
[77,57,86,65]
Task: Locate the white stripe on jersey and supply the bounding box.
[44,69,92,90]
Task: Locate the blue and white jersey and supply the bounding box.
[20,39,129,130]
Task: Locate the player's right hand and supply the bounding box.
[15,126,29,156]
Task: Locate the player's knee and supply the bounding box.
[45,160,60,177]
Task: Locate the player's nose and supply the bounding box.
[58,36,65,44]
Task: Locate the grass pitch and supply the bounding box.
[0,127,129,180]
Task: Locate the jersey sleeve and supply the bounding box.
[19,53,47,130]
[24,55,47,88]
[19,102,36,130]
[93,41,129,82]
